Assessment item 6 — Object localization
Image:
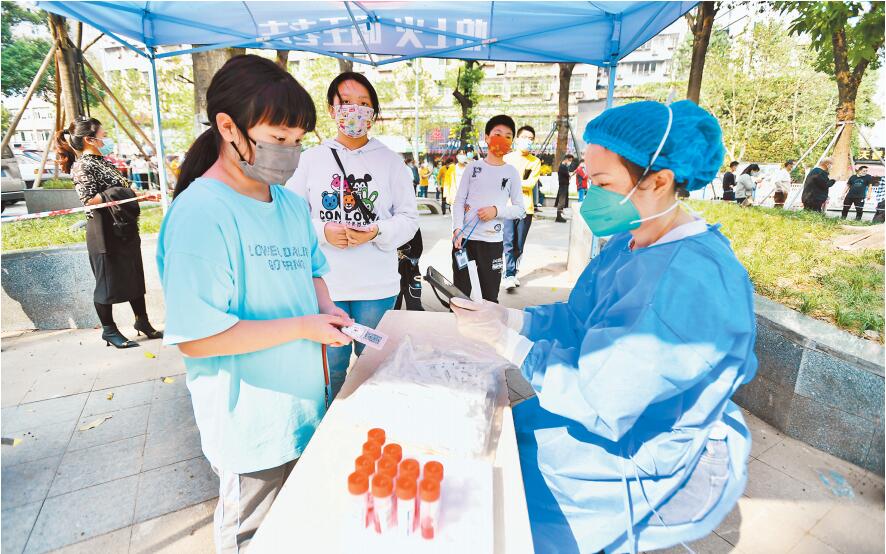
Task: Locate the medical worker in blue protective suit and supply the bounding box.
[451,100,757,554]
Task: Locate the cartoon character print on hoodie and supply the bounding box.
[318,172,378,225]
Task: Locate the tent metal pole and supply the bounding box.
[345,1,376,65]
[147,47,170,211]
[606,64,617,109]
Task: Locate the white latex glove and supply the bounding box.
[450,297,533,367]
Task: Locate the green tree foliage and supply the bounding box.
[450,60,484,147]
[374,61,448,141]
[91,57,196,153]
[1,105,10,136]
[293,56,341,144]
[638,19,881,166]
[1,4,103,113]
[777,2,883,76]
[1,3,54,97]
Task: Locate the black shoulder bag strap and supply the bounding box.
[329,147,377,223]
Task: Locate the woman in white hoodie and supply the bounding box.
[287,72,419,399]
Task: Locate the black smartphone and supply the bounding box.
[424,266,470,301]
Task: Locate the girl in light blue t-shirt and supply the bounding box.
[156,54,353,553]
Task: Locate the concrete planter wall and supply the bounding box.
[735,295,884,474]
[1,237,164,331]
[23,188,81,214]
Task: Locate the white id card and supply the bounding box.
[454,248,469,270]
[340,323,388,350]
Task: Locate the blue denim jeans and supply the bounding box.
[326,296,396,399]
[577,188,586,202]
[502,214,533,278]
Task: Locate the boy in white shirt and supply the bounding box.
[451,115,525,302]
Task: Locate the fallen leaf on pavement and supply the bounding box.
[161,377,175,384]
[1,437,22,447]
[79,415,112,431]
[144,352,156,359]
[106,392,114,400]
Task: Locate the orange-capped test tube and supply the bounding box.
[367,428,386,445]
[377,455,398,478]
[362,441,382,461]
[424,460,444,482]
[399,458,420,481]
[382,443,402,463]
[355,455,375,476]
[419,478,441,540]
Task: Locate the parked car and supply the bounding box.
[2,144,26,210]
[15,149,70,187]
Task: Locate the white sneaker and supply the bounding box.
[503,276,517,290]
[514,276,521,287]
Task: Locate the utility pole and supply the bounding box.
[412,59,420,163]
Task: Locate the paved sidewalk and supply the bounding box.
[2,211,883,553]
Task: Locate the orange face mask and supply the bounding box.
[487,135,512,157]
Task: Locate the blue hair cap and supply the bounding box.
[582,100,725,191]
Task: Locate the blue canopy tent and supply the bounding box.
[37,1,696,208]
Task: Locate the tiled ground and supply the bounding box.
[1,331,216,554]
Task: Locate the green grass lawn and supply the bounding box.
[688,201,884,340]
[2,206,164,251]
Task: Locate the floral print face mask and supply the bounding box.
[334,104,375,138]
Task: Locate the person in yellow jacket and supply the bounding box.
[443,150,468,216]
[437,158,450,212]
[502,126,541,291]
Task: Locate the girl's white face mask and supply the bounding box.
[334,104,374,139]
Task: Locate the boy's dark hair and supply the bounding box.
[516,125,536,138]
[327,71,380,121]
[485,114,516,136]
[857,165,869,171]
[564,154,575,161]
[729,161,739,168]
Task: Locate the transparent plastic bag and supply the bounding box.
[351,336,507,459]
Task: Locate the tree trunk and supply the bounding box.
[49,14,84,125]
[191,47,244,133]
[830,27,861,180]
[338,58,354,73]
[453,60,475,149]
[275,50,289,70]
[685,2,718,104]
[555,63,575,166]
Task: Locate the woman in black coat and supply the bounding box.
[801,157,836,213]
[56,117,162,348]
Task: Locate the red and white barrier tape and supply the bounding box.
[1,195,160,223]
